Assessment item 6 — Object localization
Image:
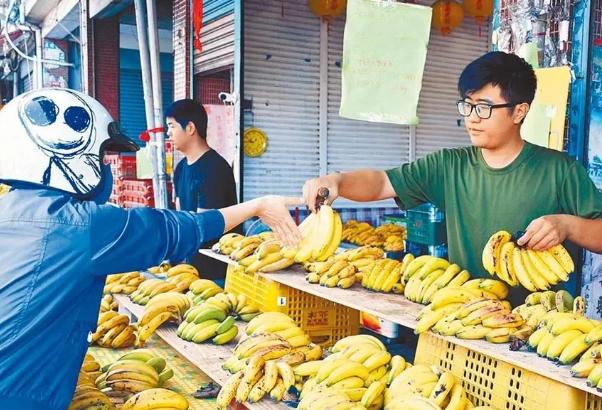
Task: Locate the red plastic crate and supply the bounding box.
[120,179,173,195]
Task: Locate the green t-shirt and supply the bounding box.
[386,141,602,301]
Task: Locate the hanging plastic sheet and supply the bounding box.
[339,0,432,125]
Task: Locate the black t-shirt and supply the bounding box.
[174,149,237,212]
[174,149,238,281]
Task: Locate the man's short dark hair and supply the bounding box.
[458,51,537,105]
[165,99,208,139]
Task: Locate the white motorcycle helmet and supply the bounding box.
[0,88,138,198]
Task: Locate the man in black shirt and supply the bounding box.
[166,99,238,283]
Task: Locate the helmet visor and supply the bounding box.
[103,122,139,153]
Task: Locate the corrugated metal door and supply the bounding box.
[242,1,321,200]
[194,2,235,74]
[120,70,174,144]
[327,14,410,208]
[414,0,490,158]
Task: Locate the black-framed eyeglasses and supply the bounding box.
[457,100,517,120]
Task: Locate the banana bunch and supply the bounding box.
[121,388,189,410]
[385,365,474,410]
[363,256,410,294]
[130,279,179,306]
[92,311,136,349]
[240,239,296,274]
[103,271,145,295]
[177,304,239,344]
[305,258,359,289]
[512,290,576,333]
[164,267,198,293]
[570,342,602,388]
[100,294,118,313]
[228,292,261,322]
[384,235,404,252]
[335,245,385,263]
[68,371,113,410]
[81,353,103,386]
[134,292,192,347]
[147,262,171,275]
[422,297,529,343]
[221,232,275,261]
[217,354,298,408]
[527,298,600,364]
[96,350,174,403]
[402,256,477,304]
[482,230,574,290]
[290,205,343,264]
[244,312,312,348]
[185,278,223,305]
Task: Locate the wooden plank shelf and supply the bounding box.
[114,295,291,410]
[200,249,602,398]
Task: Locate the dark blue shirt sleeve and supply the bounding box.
[89,205,225,275]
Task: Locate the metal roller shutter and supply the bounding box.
[242,1,321,200]
[194,6,235,74]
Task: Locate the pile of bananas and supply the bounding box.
[296,335,397,409]
[95,350,174,404]
[384,235,404,252]
[385,364,478,410]
[342,221,406,250]
[482,230,574,291]
[68,370,112,410]
[92,311,137,349]
[104,271,145,295]
[305,258,359,289]
[147,262,171,275]
[121,388,189,410]
[186,279,224,304]
[177,306,239,345]
[403,257,475,304]
[135,292,192,347]
[527,299,601,365]
[512,290,576,332]
[217,313,322,408]
[100,294,118,313]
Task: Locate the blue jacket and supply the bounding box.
[0,187,224,410]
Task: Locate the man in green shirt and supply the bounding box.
[302,51,602,302]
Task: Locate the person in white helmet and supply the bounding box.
[0,88,302,410]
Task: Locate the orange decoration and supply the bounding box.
[431,0,464,36]
[308,0,347,21]
[463,0,494,25]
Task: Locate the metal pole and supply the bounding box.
[80,0,89,94]
[145,0,168,209]
[134,0,161,205]
[33,25,43,89]
[234,0,242,200]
